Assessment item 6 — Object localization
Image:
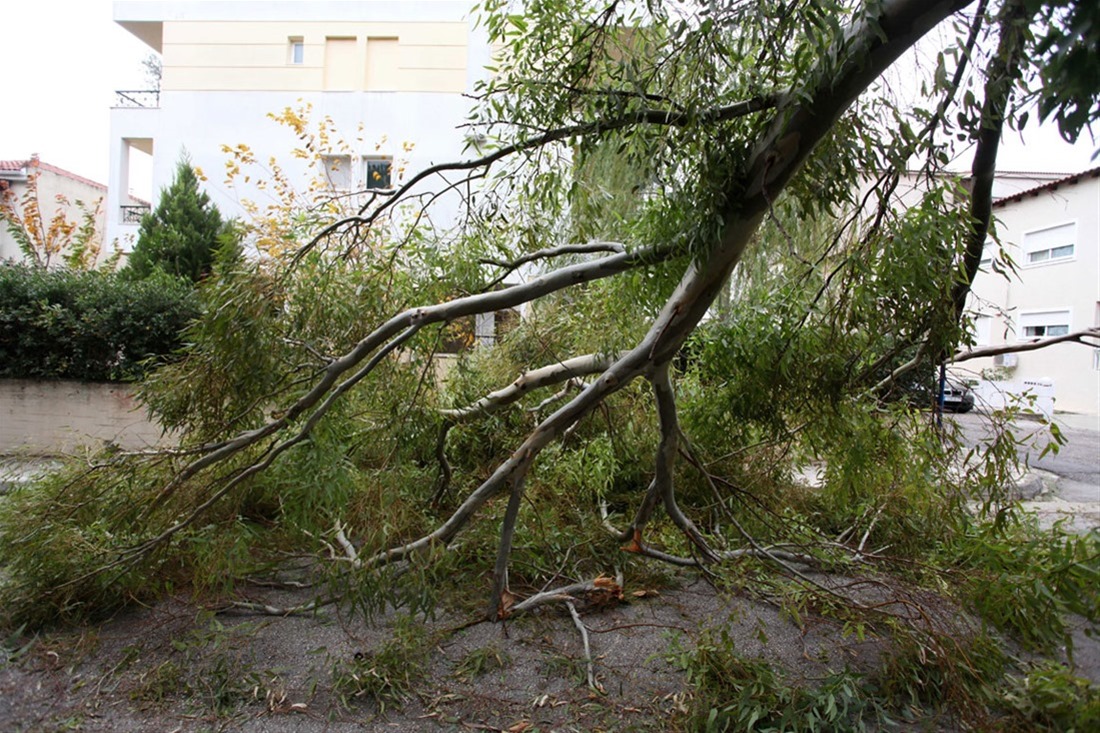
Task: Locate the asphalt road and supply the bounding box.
[951,411,1100,531]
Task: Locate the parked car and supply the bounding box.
[940,379,975,413]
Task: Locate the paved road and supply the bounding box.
[952,412,1100,532]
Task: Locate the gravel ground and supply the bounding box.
[2,567,1097,733]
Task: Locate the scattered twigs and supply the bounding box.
[213,596,336,617]
[676,434,861,601]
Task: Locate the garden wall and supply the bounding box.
[0,379,169,455]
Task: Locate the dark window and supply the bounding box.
[365,159,392,189]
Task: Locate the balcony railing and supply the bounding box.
[114,90,160,109]
[120,204,150,223]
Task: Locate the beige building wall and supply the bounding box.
[962,171,1100,415]
[161,21,468,93]
[0,161,108,265]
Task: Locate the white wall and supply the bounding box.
[108,1,489,248]
[962,173,1100,415]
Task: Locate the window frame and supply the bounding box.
[1017,309,1072,341]
[363,157,393,190]
[1021,221,1076,268]
[321,154,354,191]
[288,37,304,65]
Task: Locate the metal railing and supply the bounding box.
[120,204,150,223]
[113,90,160,109]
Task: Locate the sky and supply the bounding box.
[0,1,152,185]
[0,0,1096,189]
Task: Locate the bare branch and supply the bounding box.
[952,327,1100,362]
[567,601,603,693]
[441,353,620,421]
[479,241,625,269]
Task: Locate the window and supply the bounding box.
[364,158,392,189]
[288,37,304,65]
[322,155,352,190]
[1023,222,1075,265]
[972,314,993,346]
[1018,310,1071,340]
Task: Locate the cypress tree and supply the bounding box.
[127,158,224,283]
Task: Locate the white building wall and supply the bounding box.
[108,1,487,249]
[962,172,1100,415]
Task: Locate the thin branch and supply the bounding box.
[509,577,623,615]
[479,242,626,289]
[566,601,603,693]
[441,353,620,421]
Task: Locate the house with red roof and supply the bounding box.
[0,155,109,265]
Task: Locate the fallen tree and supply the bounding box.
[2,0,1097,641]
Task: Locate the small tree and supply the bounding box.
[127,158,225,283]
[0,167,105,270]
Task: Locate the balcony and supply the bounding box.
[120,204,150,224]
[113,90,160,109]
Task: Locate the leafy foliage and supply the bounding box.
[1026,0,1100,141]
[669,628,889,732]
[126,158,227,283]
[0,263,198,381]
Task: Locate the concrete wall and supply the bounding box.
[0,380,170,455]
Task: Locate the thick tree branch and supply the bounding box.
[950,0,1031,327]
[952,327,1100,362]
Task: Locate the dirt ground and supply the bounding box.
[2,568,1097,733]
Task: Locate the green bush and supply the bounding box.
[0,264,198,382]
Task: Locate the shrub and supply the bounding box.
[0,263,198,381]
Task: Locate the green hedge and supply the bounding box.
[0,264,199,382]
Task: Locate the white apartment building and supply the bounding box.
[107,0,490,247]
[962,167,1100,416]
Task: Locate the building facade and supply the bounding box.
[961,168,1100,416]
[107,0,490,247]
[0,156,108,265]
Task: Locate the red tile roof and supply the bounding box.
[0,158,107,190]
[993,166,1100,207]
